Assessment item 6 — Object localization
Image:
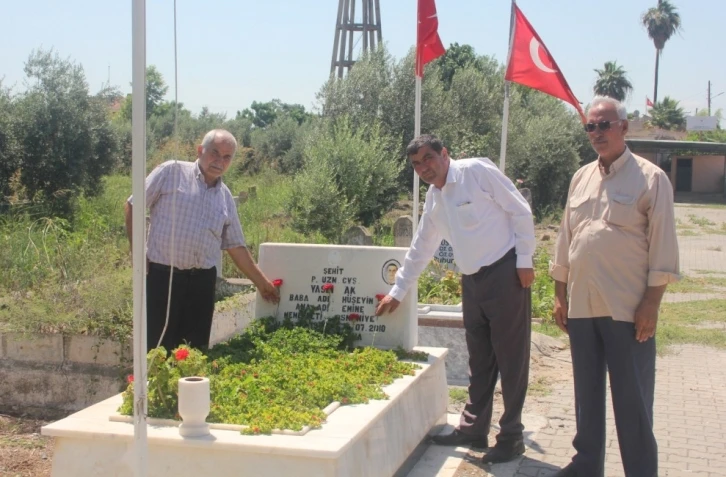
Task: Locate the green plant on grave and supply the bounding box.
[119,319,424,435]
[418,264,462,305]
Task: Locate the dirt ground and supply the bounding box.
[0,415,53,477]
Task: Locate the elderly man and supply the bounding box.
[376,134,535,464]
[549,96,679,477]
[125,129,278,352]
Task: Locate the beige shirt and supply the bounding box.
[550,148,680,323]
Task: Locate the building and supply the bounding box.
[626,139,726,195]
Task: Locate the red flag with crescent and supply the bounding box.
[416,0,446,77]
[505,4,584,121]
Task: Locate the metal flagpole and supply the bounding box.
[413,75,422,233]
[131,0,149,475]
[499,0,516,173]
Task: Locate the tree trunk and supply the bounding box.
[653,49,660,104]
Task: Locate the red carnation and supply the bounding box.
[175,348,190,361]
[322,283,334,293]
[375,294,386,301]
[349,313,361,321]
[272,279,283,287]
[127,375,134,384]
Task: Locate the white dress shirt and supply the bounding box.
[389,158,536,302]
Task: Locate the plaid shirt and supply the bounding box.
[128,160,246,270]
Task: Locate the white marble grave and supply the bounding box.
[42,347,449,477]
[255,243,418,350]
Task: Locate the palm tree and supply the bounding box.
[593,61,633,102]
[642,0,682,104]
[650,96,686,130]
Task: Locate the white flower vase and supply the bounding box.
[178,377,211,437]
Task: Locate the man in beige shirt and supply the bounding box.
[549,96,679,477]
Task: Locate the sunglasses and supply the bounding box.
[584,120,622,133]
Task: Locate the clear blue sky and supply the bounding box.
[3,0,724,117]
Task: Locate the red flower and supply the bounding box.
[175,348,190,361]
[272,279,283,287]
[322,283,334,293]
[341,397,350,404]
[375,294,386,301]
[349,313,361,321]
[127,375,134,383]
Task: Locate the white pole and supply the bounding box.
[499,0,516,173]
[413,75,422,233]
[131,0,148,475]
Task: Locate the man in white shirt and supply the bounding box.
[376,135,536,464]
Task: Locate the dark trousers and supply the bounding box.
[568,318,657,477]
[146,262,217,352]
[458,249,532,442]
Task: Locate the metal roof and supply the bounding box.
[626,139,726,154]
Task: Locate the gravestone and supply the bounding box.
[433,239,460,273]
[255,243,417,350]
[342,225,373,246]
[393,216,413,247]
[237,191,249,204]
[519,187,533,210]
[248,185,257,199]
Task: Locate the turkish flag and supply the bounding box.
[646,97,654,108]
[505,4,585,121]
[416,0,446,77]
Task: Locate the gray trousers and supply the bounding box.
[458,248,531,442]
[568,318,657,477]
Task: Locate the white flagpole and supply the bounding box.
[413,75,422,233]
[499,0,516,173]
[131,0,148,475]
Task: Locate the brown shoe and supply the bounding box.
[481,438,525,464]
[431,430,489,448]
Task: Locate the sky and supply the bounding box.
[2,0,725,119]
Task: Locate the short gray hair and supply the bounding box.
[589,96,628,120]
[201,129,238,154]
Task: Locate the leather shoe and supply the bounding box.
[430,430,488,448]
[550,464,577,476]
[481,438,525,464]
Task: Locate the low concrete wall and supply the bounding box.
[0,291,256,419]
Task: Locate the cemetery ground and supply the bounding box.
[1,189,725,476]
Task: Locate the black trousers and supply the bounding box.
[458,248,532,443]
[146,262,217,352]
[568,318,657,477]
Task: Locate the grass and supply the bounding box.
[656,299,726,354]
[533,321,565,338]
[666,275,726,294]
[677,229,700,236]
[528,376,552,397]
[449,387,469,404]
[688,214,716,227]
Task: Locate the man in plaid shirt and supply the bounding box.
[125,129,279,352]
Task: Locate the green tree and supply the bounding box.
[650,96,686,130]
[238,99,311,128]
[118,65,169,120]
[12,49,119,216]
[0,81,19,205]
[288,118,403,239]
[593,61,633,102]
[437,43,487,90]
[642,0,682,103]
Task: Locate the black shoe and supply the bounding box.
[550,463,577,476]
[431,430,489,448]
[481,438,525,464]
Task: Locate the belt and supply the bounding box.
[472,248,516,275]
[149,262,214,276]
